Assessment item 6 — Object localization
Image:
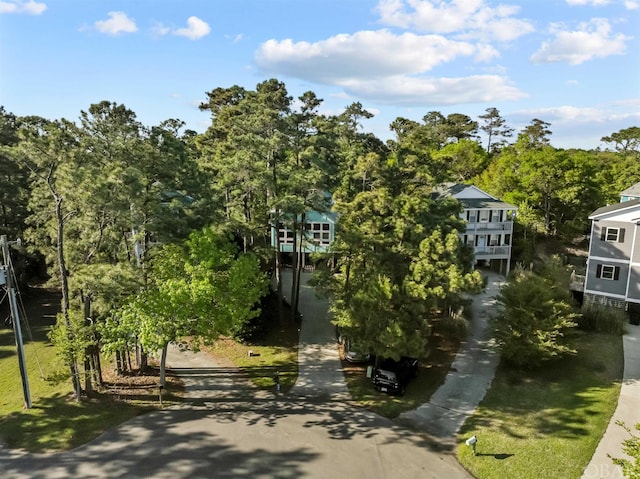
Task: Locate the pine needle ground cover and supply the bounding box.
[457,331,623,479]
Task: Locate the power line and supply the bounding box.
[1,235,32,409]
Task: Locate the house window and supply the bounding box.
[491,210,501,222]
[479,210,489,222]
[277,223,295,244]
[467,210,477,223]
[309,222,331,245]
[596,264,620,280]
[601,227,625,243]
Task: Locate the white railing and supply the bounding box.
[466,221,513,233]
[570,272,586,292]
[474,246,511,256]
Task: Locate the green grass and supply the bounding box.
[0,288,178,452]
[457,331,623,479]
[342,334,459,418]
[205,320,299,392]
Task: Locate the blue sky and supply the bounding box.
[1,0,639,149]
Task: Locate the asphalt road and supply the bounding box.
[0,271,472,479]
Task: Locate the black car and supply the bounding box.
[371,357,418,395]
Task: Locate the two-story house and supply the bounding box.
[273,184,517,273]
[436,184,517,275]
[584,197,640,321]
[271,209,337,268]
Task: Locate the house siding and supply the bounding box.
[444,184,516,274]
[590,220,632,260]
[632,224,640,263]
[585,260,629,297]
[628,266,640,301]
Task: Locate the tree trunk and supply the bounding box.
[159,343,168,388]
[92,347,103,386]
[115,350,122,375]
[139,345,148,372]
[290,217,298,322]
[83,293,92,393]
[273,213,284,325]
[292,213,305,321]
[55,195,82,401]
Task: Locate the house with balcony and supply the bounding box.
[273,184,516,272]
[271,209,337,268]
[437,184,517,275]
[583,194,640,322]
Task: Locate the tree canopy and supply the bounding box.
[0,78,637,394]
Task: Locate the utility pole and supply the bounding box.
[1,235,31,409]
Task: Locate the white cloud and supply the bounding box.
[513,101,640,127]
[94,11,137,35]
[153,16,211,40]
[520,105,605,123]
[375,0,534,42]
[566,0,611,6]
[625,0,640,9]
[255,28,523,106]
[0,0,46,14]
[173,16,210,40]
[256,30,490,82]
[151,21,171,37]
[509,101,640,149]
[339,75,525,106]
[530,18,631,65]
[225,33,244,44]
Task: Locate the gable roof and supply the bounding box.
[620,181,640,199]
[589,198,640,220]
[434,183,516,210]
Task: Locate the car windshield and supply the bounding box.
[378,371,396,381]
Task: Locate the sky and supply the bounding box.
[1,0,639,150]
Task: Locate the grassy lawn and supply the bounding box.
[0,288,181,452]
[204,318,300,392]
[342,333,460,418]
[457,331,623,479]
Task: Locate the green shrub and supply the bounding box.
[492,265,579,369]
[431,307,470,340]
[578,304,626,335]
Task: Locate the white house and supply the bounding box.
[436,183,517,275]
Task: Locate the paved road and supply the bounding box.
[0,271,471,479]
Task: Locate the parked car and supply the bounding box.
[343,337,371,363]
[372,357,418,395]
